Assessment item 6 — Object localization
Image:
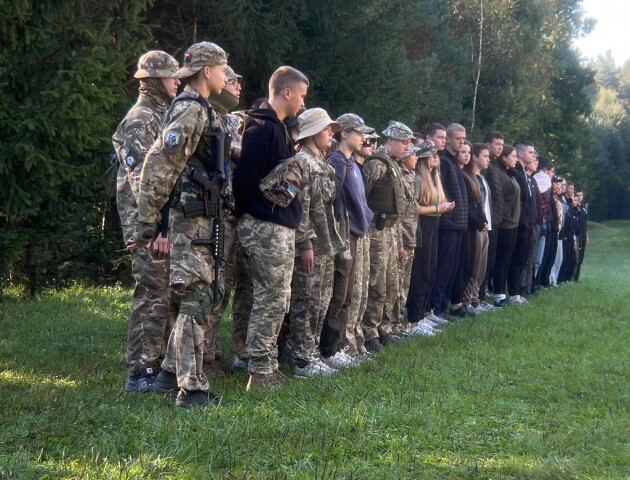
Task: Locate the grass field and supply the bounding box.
[1,221,629,479]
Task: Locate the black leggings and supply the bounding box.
[406,216,439,322]
[492,227,517,295]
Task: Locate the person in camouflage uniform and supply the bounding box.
[323,113,374,366]
[134,42,230,408]
[112,51,181,393]
[232,66,309,390]
[344,130,378,356]
[394,144,421,333]
[287,108,344,378]
[202,65,243,376]
[361,121,413,352]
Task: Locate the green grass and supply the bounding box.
[1,221,629,479]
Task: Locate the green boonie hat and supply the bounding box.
[134,51,180,79]
[175,42,228,79]
[382,121,414,141]
[226,66,242,81]
[416,140,438,158]
[336,113,371,133]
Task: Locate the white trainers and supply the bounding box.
[509,295,528,305]
[321,351,356,369]
[426,312,449,325]
[294,361,336,379]
[408,323,437,336]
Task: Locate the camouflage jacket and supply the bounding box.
[397,166,420,248]
[295,146,345,256]
[112,90,167,243]
[138,86,223,226]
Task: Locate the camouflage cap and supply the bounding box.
[416,139,438,158]
[174,42,228,79]
[382,121,415,141]
[134,51,180,79]
[226,66,242,81]
[336,113,371,133]
[364,129,380,140]
[402,145,420,158]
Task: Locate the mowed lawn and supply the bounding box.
[1,222,629,479]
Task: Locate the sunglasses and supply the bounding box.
[363,139,377,147]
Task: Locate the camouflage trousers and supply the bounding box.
[361,224,399,342]
[202,219,238,362]
[345,235,369,356]
[232,241,251,361]
[394,244,415,332]
[288,254,334,365]
[124,233,177,378]
[160,208,223,392]
[237,214,295,375]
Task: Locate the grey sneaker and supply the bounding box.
[426,312,449,325]
[175,389,225,408]
[232,355,248,371]
[294,361,337,379]
[408,323,437,336]
[509,295,528,305]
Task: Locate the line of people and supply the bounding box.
[113,43,588,408]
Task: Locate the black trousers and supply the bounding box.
[508,226,533,295]
[535,223,554,287]
[574,236,587,281]
[320,238,356,358]
[493,227,517,295]
[450,228,476,305]
[406,216,439,322]
[558,236,577,283]
[480,228,498,300]
[430,229,462,314]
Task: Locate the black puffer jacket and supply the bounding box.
[483,159,504,228]
[438,150,468,231]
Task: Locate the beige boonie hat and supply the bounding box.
[296,108,340,141]
[175,42,228,79]
[134,51,180,79]
[382,121,415,141]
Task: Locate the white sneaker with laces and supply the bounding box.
[509,295,527,305]
[408,323,437,336]
[321,351,355,369]
[294,361,336,379]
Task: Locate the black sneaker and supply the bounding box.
[494,298,507,308]
[125,367,157,393]
[381,334,405,346]
[175,389,225,408]
[153,369,178,397]
[449,307,468,318]
[364,338,384,353]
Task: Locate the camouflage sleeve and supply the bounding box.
[138,101,207,225]
[112,107,162,242]
[363,159,387,196]
[295,152,316,252]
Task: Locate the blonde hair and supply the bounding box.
[417,154,446,206]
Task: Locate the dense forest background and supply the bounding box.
[1,0,629,294]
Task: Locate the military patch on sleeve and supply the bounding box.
[125,155,136,168]
[164,131,181,149]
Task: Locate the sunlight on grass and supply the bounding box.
[0,370,80,388]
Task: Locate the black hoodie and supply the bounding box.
[232,106,302,228]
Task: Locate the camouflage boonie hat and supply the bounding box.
[336,113,371,133]
[416,140,438,158]
[134,51,180,79]
[175,42,228,79]
[382,121,415,141]
[226,66,242,81]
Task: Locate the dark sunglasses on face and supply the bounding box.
[363,139,376,147]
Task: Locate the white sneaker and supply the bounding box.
[408,323,437,336]
[321,351,355,369]
[426,312,449,325]
[294,361,336,379]
[509,295,527,305]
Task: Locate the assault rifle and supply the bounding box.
[183,126,232,302]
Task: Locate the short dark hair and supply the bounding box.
[269,66,309,98]
[423,122,446,137]
[484,131,504,143]
[516,140,535,152]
